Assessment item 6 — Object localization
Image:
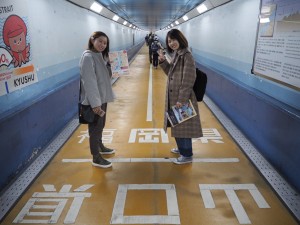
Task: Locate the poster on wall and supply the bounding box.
[109,50,130,78]
[0,0,37,96]
[252,0,300,90]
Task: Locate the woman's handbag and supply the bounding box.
[193,68,207,102]
[78,103,97,124]
[78,81,97,124]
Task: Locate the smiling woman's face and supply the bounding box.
[167,37,180,51]
[92,36,107,52]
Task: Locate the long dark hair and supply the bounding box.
[88,31,110,58]
[165,29,188,53]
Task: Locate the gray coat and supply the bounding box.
[160,48,203,138]
[79,50,114,108]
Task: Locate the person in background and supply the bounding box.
[79,31,116,168]
[151,36,162,69]
[158,29,203,164]
[145,33,149,46]
[147,32,154,63]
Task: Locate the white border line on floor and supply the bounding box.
[62,158,239,163]
[203,95,300,222]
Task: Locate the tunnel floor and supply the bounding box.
[1,46,298,225]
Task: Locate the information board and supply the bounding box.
[252,0,300,90]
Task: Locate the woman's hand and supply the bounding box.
[92,106,105,117]
[158,49,166,62]
[176,102,182,108]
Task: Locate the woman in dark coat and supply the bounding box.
[158,29,203,164]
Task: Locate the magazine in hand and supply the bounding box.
[108,50,130,78]
[166,100,197,127]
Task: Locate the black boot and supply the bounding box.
[92,154,112,168]
[99,143,115,155]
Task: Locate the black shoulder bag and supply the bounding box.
[180,53,207,102]
[78,82,97,124]
[193,68,207,102]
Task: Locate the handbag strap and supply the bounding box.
[79,51,97,104]
[79,81,81,103]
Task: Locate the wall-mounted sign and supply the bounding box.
[0,0,37,96]
[252,0,300,90]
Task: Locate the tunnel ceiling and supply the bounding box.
[95,0,205,31]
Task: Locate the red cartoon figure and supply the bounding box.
[2,15,30,67]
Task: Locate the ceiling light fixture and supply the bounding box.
[261,6,272,14]
[197,4,207,14]
[90,2,103,13]
[123,21,128,25]
[183,15,188,21]
[175,21,179,25]
[113,15,119,21]
[260,17,270,23]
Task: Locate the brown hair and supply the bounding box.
[88,31,110,58]
[165,29,188,53]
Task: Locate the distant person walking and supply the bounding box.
[145,33,150,46]
[151,36,162,69]
[148,33,155,63]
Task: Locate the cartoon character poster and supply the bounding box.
[0,1,37,96]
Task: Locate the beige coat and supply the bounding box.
[160,48,203,138]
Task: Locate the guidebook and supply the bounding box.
[166,100,197,127]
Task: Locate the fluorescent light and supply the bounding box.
[261,6,271,14]
[260,17,270,23]
[113,15,119,21]
[183,15,188,21]
[90,2,103,13]
[129,24,132,27]
[123,21,128,25]
[171,24,174,27]
[197,4,207,14]
[175,21,179,25]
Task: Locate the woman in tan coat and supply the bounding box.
[158,29,203,164]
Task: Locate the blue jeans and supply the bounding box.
[175,138,193,157]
